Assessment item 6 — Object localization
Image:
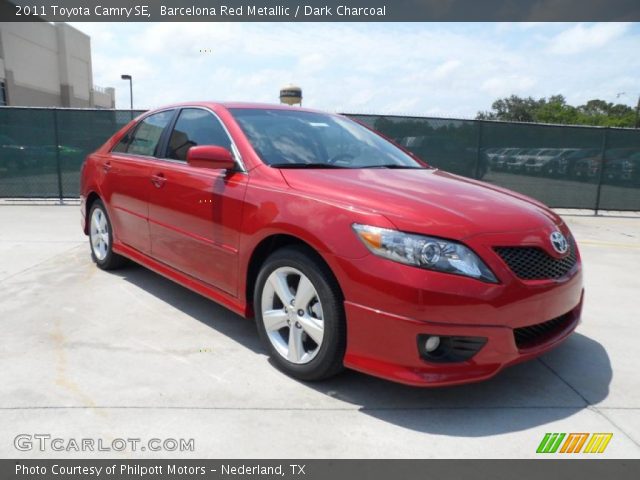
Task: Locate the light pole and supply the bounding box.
[120,74,133,111]
[635,94,640,129]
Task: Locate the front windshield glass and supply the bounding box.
[229,108,424,168]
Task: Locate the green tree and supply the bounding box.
[535,95,579,124]
[477,95,544,122]
[477,95,636,127]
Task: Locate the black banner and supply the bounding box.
[3,460,640,480]
[1,0,640,22]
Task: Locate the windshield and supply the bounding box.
[229,108,424,169]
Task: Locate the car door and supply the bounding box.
[102,109,175,254]
[147,107,248,296]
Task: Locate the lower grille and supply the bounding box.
[513,313,574,350]
[495,238,577,280]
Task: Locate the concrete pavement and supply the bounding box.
[0,206,639,458]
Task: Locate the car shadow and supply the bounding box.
[113,262,611,437]
[305,332,611,436]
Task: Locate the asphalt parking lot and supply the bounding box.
[1,205,639,458]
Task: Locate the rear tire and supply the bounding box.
[254,246,346,381]
[88,199,126,270]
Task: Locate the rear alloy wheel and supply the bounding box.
[255,246,346,381]
[89,200,125,270]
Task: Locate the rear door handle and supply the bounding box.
[102,161,112,173]
[151,173,166,188]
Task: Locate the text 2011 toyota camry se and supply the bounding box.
[80,102,583,386]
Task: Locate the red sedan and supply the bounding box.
[80,102,583,386]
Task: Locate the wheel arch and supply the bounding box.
[244,233,344,318]
[83,191,102,235]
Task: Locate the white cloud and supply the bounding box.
[433,59,462,79]
[297,53,328,74]
[481,75,537,97]
[71,22,640,116]
[549,22,631,55]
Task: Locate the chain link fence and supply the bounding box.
[349,114,640,212]
[0,107,144,199]
[1,107,639,211]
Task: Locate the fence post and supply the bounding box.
[473,121,484,179]
[593,127,609,215]
[52,109,64,203]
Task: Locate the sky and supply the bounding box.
[70,22,640,117]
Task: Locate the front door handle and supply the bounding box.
[151,173,166,188]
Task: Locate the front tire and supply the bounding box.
[254,246,346,381]
[88,200,126,270]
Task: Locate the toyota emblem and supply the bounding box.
[550,231,569,254]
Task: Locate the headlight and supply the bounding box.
[352,223,497,283]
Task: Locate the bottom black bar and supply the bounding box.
[3,459,640,480]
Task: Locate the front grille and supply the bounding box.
[513,313,574,350]
[494,239,577,280]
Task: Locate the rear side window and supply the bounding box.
[167,108,231,161]
[116,110,173,157]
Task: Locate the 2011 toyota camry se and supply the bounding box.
[80,102,583,386]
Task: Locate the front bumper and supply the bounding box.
[343,295,582,386]
[330,225,584,387]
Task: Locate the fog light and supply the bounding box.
[417,334,488,363]
[424,336,441,352]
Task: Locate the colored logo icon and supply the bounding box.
[536,433,613,454]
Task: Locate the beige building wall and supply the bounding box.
[0,22,114,108]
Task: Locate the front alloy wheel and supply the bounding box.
[261,267,325,364]
[255,246,346,381]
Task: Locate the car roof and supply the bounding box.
[150,101,331,115]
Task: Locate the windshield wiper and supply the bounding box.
[269,163,350,169]
[361,164,425,169]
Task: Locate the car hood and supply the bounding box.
[280,168,562,239]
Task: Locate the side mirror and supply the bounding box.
[187,145,235,170]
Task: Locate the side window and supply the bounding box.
[167,108,232,161]
[126,110,173,157]
[112,127,135,153]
